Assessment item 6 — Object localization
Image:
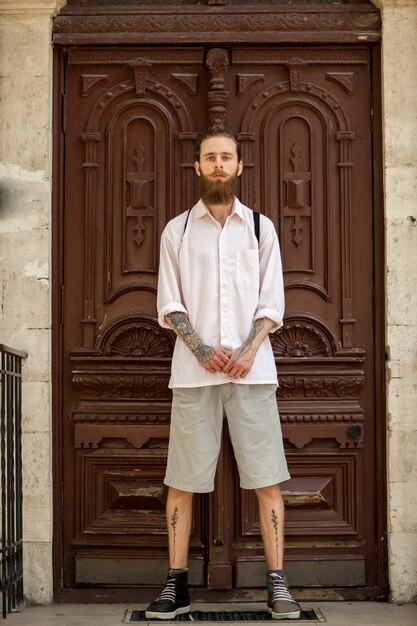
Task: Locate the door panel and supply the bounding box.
[61,44,378,592]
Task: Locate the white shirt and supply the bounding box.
[157,197,285,388]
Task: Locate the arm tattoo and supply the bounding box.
[232,318,265,361]
[271,509,279,567]
[166,311,215,364]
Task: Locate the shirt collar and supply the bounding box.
[194,197,245,220]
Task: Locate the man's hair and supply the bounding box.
[195,130,242,163]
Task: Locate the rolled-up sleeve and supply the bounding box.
[157,228,188,329]
[254,219,285,333]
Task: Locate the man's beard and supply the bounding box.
[200,170,239,206]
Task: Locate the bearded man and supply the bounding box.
[146,131,300,620]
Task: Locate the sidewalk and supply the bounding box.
[2,602,417,626]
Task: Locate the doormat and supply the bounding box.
[124,608,325,623]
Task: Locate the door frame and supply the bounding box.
[52,1,386,601]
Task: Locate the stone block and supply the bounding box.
[388,532,417,603]
[6,327,50,383]
[0,228,49,278]
[387,377,417,431]
[0,175,51,233]
[23,489,52,543]
[22,381,51,433]
[0,12,53,172]
[388,429,417,483]
[386,270,417,326]
[386,324,417,379]
[384,118,417,169]
[384,169,417,220]
[388,481,417,534]
[22,432,51,491]
[386,217,417,270]
[2,276,50,330]
[23,541,53,604]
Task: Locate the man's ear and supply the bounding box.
[237,160,243,176]
[194,161,201,176]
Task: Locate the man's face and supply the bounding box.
[194,136,243,206]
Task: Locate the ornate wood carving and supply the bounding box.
[81,73,109,96]
[54,10,381,44]
[237,454,361,541]
[326,71,354,95]
[283,144,311,247]
[131,58,151,94]
[282,423,363,449]
[233,48,369,66]
[72,373,171,400]
[101,320,174,357]
[304,376,364,398]
[206,48,229,131]
[125,140,155,259]
[171,73,199,95]
[272,321,333,357]
[236,73,264,96]
[288,62,304,92]
[74,424,169,449]
[68,48,205,65]
[276,375,365,399]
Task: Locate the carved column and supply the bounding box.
[81,131,100,348]
[237,132,256,207]
[337,130,356,349]
[206,48,229,131]
[178,132,198,211]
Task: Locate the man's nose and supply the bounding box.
[214,157,224,168]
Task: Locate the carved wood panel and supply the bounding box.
[59,38,381,596]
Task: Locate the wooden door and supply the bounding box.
[56,41,384,597]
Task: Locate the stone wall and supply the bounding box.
[0,0,65,605]
[0,0,416,606]
[371,0,417,604]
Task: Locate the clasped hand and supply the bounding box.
[200,345,256,379]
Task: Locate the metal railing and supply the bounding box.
[0,345,25,618]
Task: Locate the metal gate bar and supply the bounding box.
[0,345,25,618]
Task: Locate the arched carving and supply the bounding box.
[272,316,337,358]
[97,316,175,356]
[240,80,356,348]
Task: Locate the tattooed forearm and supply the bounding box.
[232,318,265,361]
[271,509,279,567]
[166,311,215,364]
[170,507,179,562]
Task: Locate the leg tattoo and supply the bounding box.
[271,509,279,567]
[170,507,179,562]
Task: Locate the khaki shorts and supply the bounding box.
[164,383,290,493]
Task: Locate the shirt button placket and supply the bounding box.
[219,226,230,347]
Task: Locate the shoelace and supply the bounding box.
[270,574,295,603]
[155,577,177,603]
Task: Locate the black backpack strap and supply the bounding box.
[253,210,260,246]
[183,208,191,236]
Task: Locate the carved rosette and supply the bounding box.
[272,322,332,358]
[103,323,173,357]
[206,48,229,131]
[101,319,175,358]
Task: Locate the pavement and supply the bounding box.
[2,602,417,626]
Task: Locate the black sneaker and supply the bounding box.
[267,572,301,620]
[145,570,191,620]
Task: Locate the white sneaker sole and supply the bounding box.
[145,605,191,620]
[268,606,301,620]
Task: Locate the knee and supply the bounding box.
[168,487,194,503]
[255,483,281,501]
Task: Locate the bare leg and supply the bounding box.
[167,487,194,569]
[255,483,285,570]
